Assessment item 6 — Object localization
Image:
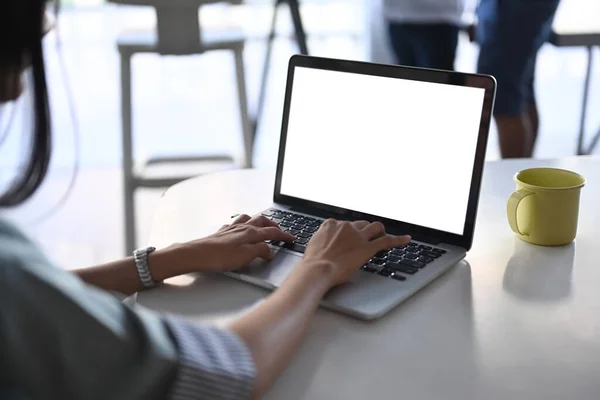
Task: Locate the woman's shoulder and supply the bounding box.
[0,217,30,241]
[0,218,53,275]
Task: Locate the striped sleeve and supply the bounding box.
[164,318,256,400]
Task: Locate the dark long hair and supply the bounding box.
[0,0,51,207]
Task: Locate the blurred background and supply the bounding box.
[1,0,598,269]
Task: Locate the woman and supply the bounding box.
[0,1,410,399]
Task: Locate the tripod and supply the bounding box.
[252,0,309,143]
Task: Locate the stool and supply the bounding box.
[109,0,253,254]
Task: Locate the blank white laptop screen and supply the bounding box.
[280,67,486,235]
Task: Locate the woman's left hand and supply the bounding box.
[155,214,295,275]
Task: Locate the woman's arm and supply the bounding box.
[76,216,410,399]
[75,251,162,296]
[75,215,295,295]
[229,260,332,399]
[229,219,410,399]
[75,246,191,296]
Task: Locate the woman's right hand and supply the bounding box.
[300,219,411,288]
[229,220,410,398]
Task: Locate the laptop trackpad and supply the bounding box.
[237,249,302,287]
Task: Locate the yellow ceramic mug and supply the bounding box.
[507,168,585,246]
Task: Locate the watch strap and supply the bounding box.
[133,246,158,289]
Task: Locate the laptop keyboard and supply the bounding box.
[262,209,321,253]
[261,208,447,282]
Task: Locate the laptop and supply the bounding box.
[225,55,496,320]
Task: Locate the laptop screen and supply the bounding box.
[279,66,486,236]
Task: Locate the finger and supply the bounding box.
[369,234,412,252]
[321,219,337,228]
[351,220,370,230]
[255,226,295,243]
[246,215,280,228]
[231,214,252,225]
[219,224,230,232]
[250,242,274,260]
[361,221,386,240]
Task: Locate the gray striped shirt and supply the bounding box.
[0,219,256,399]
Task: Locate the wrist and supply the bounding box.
[285,259,336,295]
[150,240,218,280]
[148,244,190,282]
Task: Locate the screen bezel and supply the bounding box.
[273,55,496,250]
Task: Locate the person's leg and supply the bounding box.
[493,115,533,158]
[413,23,460,71]
[387,22,417,66]
[525,57,539,155]
[476,0,559,158]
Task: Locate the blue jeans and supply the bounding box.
[476,0,560,116]
[387,22,460,71]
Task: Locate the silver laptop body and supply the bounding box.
[225,55,496,320]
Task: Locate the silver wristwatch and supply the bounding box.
[133,246,158,289]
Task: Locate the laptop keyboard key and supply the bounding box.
[391,273,406,281]
[420,251,441,259]
[384,262,403,271]
[418,245,432,251]
[387,255,402,263]
[279,222,292,228]
[397,265,419,274]
[378,268,394,277]
[295,238,309,245]
[400,259,426,269]
[303,226,317,233]
[363,263,381,273]
[419,256,434,264]
[432,248,447,254]
[390,248,406,257]
[363,265,377,273]
[404,253,419,260]
[387,260,422,272]
[371,257,386,265]
[296,232,311,239]
[282,242,307,253]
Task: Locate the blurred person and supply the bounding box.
[476,0,561,158]
[383,0,466,70]
[0,1,411,399]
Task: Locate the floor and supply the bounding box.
[1,1,599,269]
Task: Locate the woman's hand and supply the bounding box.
[297,219,411,288]
[157,214,295,275]
[228,219,411,398]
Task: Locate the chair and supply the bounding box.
[108,0,253,254]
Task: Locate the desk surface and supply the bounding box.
[140,157,600,400]
[551,0,600,46]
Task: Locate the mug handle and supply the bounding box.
[507,189,534,235]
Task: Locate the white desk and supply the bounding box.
[139,157,600,399]
[551,0,600,155]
